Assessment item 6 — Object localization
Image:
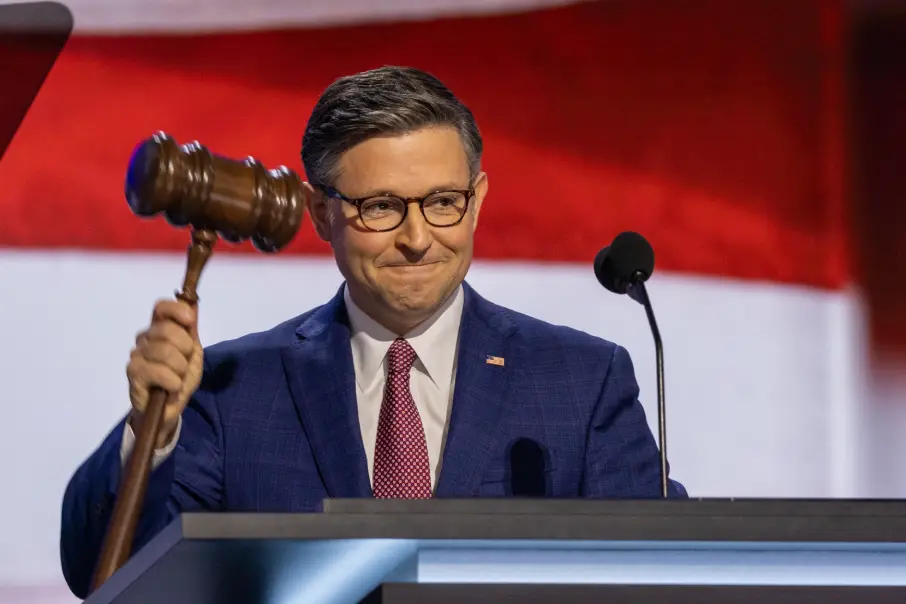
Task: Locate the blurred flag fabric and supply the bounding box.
[0,0,904,602]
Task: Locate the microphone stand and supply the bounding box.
[627,273,668,498]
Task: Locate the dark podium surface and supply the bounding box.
[84,499,906,604]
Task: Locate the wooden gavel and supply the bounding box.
[90,132,306,591]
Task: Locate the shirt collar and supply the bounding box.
[345,284,465,391]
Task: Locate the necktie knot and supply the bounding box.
[387,338,417,375]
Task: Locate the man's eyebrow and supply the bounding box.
[354,183,469,198]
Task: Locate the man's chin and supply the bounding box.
[389,292,443,316]
[384,284,450,316]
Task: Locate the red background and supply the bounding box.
[1,0,902,349]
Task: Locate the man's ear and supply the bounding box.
[303,182,331,242]
[469,171,488,231]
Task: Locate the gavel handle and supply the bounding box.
[90,227,217,593]
[91,387,168,590]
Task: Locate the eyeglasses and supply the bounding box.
[318,185,474,232]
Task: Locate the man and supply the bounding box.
[61,66,686,598]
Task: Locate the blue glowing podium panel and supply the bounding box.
[84,499,906,604]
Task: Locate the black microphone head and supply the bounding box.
[594,231,655,294]
[593,246,620,293]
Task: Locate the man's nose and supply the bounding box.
[395,202,433,254]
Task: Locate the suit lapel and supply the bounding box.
[281,287,371,499]
[435,283,517,497]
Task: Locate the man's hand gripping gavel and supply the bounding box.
[91,132,306,593]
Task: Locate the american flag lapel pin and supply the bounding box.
[485,355,505,367]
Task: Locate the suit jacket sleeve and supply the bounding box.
[581,345,687,498]
[59,362,224,599]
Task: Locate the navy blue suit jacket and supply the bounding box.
[61,282,685,597]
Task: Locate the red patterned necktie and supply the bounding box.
[372,338,433,499]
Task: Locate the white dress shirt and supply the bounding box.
[122,285,465,491]
[345,284,464,490]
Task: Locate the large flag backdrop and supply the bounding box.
[1,0,904,601]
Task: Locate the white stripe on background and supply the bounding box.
[0,587,80,604]
[0,0,588,33]
[0,249,896,601]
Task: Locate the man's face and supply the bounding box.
[308,126,488,333]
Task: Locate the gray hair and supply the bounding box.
[301,66,483,187]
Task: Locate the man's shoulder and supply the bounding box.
[478,298,635,396]
[201,304,321,362]
[479,294,621,362]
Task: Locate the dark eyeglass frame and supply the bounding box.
[316,185,475,232]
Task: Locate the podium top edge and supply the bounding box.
[170,498,906,544]
[321,497,906,517]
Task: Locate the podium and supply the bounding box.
[84,499,906,604]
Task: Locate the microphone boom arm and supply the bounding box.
[627,272,669,498]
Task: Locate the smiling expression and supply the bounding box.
[307,125,489,335]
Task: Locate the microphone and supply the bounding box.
[594,232,669,498]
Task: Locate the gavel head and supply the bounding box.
[125,131,306,252]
